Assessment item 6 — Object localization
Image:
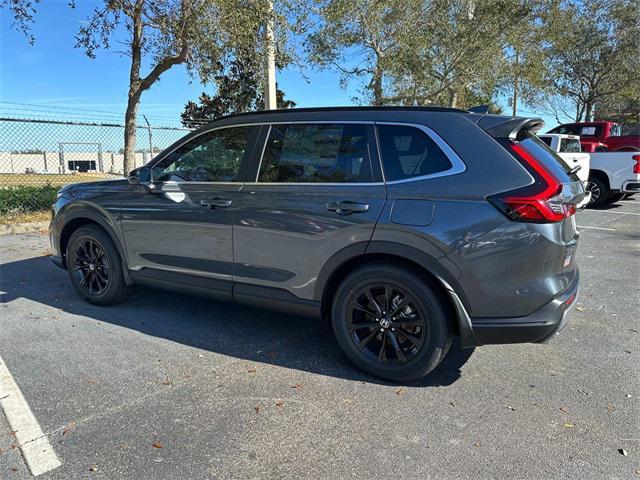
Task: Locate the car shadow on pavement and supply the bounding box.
[1,255,474,387]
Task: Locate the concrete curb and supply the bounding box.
[0,221,49,236]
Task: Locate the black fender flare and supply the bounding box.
[55,202,133,284]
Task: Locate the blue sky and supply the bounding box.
[0,1,565,129]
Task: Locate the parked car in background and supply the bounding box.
[586,151,640,206]
[538,134,591,208]
[547,121,640,152]
[49,107,585,382]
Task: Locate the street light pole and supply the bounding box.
[264,0,277,110]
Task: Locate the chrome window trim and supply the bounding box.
[149,120,466,187]
[375,122,467,184]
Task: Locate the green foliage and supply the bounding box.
[181,60,296,128]
[541,0,640,121]
[0,185,58,215]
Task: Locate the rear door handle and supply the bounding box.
[326,200,370,215]
[200,197,232,209]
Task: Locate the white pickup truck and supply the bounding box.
[538,134,591,208]
[539,133,640,207]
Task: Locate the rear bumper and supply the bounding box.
[622,181,640,193]
[469,270,579,345]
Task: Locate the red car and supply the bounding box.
[548,121,640,152]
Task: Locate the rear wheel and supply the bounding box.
[66,225,132,305]
[331,264,452,382]
[586,176,609,207]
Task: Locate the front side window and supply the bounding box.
[258,123,371,183]
[377,125,452,181]
[153,126,251,182]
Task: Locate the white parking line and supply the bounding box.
[0,355,61,476]
[578,225,616,231]
[585,210,640,216]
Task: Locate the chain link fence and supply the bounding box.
[0,115,191,222]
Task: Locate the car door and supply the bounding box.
[232,121,387,304]
[118,125,259,301]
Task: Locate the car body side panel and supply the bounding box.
[232,183,387,300]
[49,179,129,264]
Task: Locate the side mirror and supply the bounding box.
[128,166,152,185]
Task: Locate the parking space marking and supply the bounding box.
[577,225,616,231]
[585,210,640,216]
[0,355,61,476]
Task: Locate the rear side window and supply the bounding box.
[377,125,452,181]
[540,137,553,147]
[518,133,579,182]
[559,138,581,153]
[258,123,371,183]
[579,126,601,137]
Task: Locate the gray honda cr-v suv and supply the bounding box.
[50,107,584,381]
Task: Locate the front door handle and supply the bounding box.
[326,200,370,215]
[200,197,232,209]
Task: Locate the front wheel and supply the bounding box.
[66,225,132,305]
[331,264,453,382]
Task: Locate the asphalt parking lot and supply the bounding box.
[1,200,639,479]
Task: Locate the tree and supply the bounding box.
[306,0,423,105]
[4,0,304,174]
[308,0,545,110]
[75,0,276,175]
[181,60,296,128]
[542,0,640,122]
[500,1,552,116]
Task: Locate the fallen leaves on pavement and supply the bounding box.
[62,422,76,436]
[152,441,164,449]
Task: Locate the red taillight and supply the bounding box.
[633,154,640,174]
[489,143,575,223]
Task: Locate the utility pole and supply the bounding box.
[264,0,277,110]
[512,50,519,117]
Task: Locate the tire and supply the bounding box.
[331,263,453,382]
[606,192,627,204]
[586,176,609,208]
[66,225,132,305]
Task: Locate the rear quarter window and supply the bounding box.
[520,133,580,182]
[377,125,453,181]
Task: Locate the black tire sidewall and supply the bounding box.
[587,177,608,207]
[331,264,451,382]
[66,226,127,305]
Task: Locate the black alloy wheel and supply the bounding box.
[331,263,453,382]
[71,237,110,296]
[348,283,427,364]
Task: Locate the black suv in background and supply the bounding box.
[50,107,584,382]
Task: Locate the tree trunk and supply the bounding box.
[584,102,593,121]
[123,93,140,175]
[448,89,458,108]
[371,66,383,106]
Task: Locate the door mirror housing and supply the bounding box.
[128,166,152,185]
